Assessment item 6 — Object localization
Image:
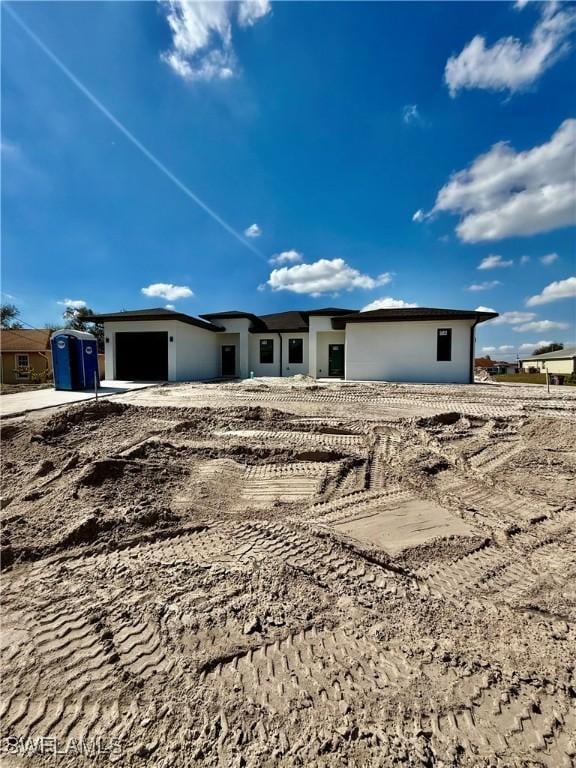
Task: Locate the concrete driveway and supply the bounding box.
[0,381,160,418]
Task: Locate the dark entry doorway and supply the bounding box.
[115,332,168,380]
[328,344,344,377]
[221,345,236,376]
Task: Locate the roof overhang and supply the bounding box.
[88,312,224,332]
[331,309,498,329]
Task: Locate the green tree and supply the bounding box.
[62,306,104,349]
[0,303,23,329]
[533,342,564,356]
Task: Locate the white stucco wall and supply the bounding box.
[248,333,281,377]
[344,320,474,383]
[212,318,251,378]
[308,316,340,377]
[521,358,575,375]
[103,320,220,381]
[104,320,179,380]
[174,323,220,380]
[280,332,309,377]
[216,333,241,376]
[315,331,346,377]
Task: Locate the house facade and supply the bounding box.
[92,306,497,384]
[520,346,576,376]
[0,329,53,384]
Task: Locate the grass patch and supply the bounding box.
[494,373,575,386]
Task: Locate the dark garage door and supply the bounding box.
[115,332,168,380]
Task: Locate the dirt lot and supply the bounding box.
[1,377,575,767]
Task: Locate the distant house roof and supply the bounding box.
[88,308,224,332]
[520,345,576,361]
[475,357,515,369]
[0,329,52,352]
[332,307,498,328]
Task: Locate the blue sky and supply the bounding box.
[2,0,575,359]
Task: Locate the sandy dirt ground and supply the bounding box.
[1,377,575,767]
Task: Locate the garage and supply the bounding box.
[115,332,168,380]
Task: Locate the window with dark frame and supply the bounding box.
[288,338,303,364]
[437,328,452,361]
[259,338,274,364]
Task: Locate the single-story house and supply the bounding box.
[90,306,497,384]
[0,329,53,384]
[520,346,576,376]
[475,357,518,375]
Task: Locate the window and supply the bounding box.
[288,338,303,364]
[15,354,30,379]
[259,338,274,364]
[437,328,452,361]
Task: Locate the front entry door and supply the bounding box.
[221,345,236,376]
[328,344,344,377]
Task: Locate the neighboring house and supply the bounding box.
[91,306,497,384]
[0,329,52,384]
[520,346,576,376]
[475,357,518,375]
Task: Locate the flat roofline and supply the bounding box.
[332,309,498,329]
[89,311,224,332]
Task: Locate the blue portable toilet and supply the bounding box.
[51,330,100,391]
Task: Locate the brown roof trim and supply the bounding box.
[88,309,224,332]
[304,308,358,317]
[332,308,498,329]
[199,311,261,323]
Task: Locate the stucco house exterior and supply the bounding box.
[0,329,53,384]
[520,346,576,376]
[90,306,497,384]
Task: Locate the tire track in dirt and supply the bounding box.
[426,675,575,767]
[203,627,416,715]
[230,520,402,592]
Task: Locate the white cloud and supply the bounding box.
[478,254,514,270]
[425,119,576,242]
[475,305,496,313]
[518,340,554,352]
[403,104,421,125]
[481,346,496,353]
[520,254,531,265]
[57,299,87,309]
[491,310,537,325]
[244,223,262,238]
[412,209,426,223]
[540,252,559,265]
[160,0,270,82]
[141,283,194,301]
[269,249,303,266]
[467,280,502,292]
[267,258,392,297]
[361,297,418,311]
[237,0,271,27]
[445,2,576,96]
[498,345,515,353]
[165,304,176,310]
[526,276,576,306]
[513,319,569,333]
